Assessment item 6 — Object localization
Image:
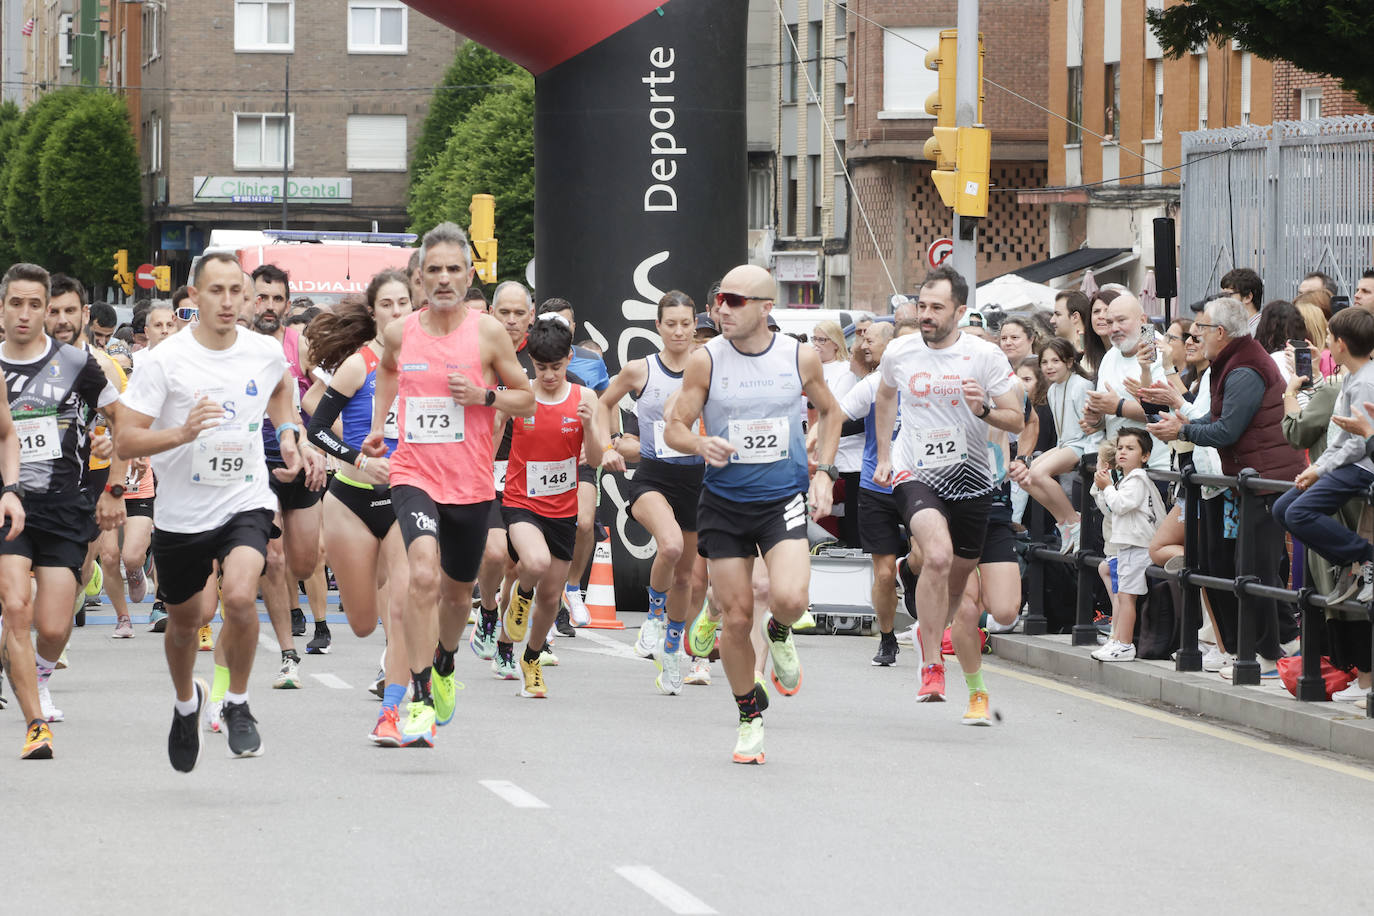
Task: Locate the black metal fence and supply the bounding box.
[1020,456,1374,717]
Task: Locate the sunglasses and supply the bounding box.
[714,292,772,309]
[1184,332,1202,343]
[176,307,197,322]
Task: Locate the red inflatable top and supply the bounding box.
[404,0,666,75]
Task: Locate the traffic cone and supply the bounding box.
[583,527,624,629]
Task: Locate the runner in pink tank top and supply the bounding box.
[362,223,534,748]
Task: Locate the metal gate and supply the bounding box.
[1180,115,1374,307]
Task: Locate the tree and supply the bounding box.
[0,101,25,267]
[409,72,534,286]
[37,93,145,281]
[3,88,85,267]
[1148,1,1374,109]
[409,41,522,197]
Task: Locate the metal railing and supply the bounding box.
[1020,455,1374,717]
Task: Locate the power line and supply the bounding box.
[0,79,517,95]
[991,141,1241,193]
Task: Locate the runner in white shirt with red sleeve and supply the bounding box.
[873,265,1023,723]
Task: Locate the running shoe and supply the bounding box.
[732,718,765,765]
[963,689,992,726]
[431,668,457,727]
[687,606,719,659]
[369,671,386,699]
[492,644,518,680]
[767,625,802,696]
[206,699,223,735]
[565,587,590,627]
[635,614,666,659]
[56,649,68,670]
[148,602,168,633]
[917,663,946,702]
[656,648,684,695]
[1091,640,1137,662]
[685,656,711,686]
[519,656,547,698]
[272,654,301,689]
[539,642,559,667]
[555,606,577,638]
[21,719,53,760]
[369,706,403,747]
[872,631,899,667]
[469,615,498,659]
[222,701,264,757]
[84,561,103,598]
[1057,520,1080,555]
[126,565,147,604]
[37,682,63,723]
[401,702,436,747]
[112,616,134,639]
[753,674,770,712]
[168,678,207,773]
[290,607,307,637]
[503,589,532,643]
[794,608,817,631]
[896,557,918,618]
[306,620,332,654]
[198,623,215,652]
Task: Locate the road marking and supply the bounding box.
[257,631,280,653]
[478,779,548,809]
[988,661,1374,783]
[568,629,643,660]
[311,673,350,690]
[615,866,716,915]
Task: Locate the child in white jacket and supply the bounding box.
[1091,428,1166,662]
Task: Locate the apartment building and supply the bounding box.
[18,0,77,104]
[140,0,458,280]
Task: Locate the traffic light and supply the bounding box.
[923,30,989,217]
[151,265,171,292]
[112,249,134,296]
[469,193,499,285]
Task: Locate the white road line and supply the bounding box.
[478,779,549,809]
[614,866,716,915]
[311,673,350,690]
[569,629,643,660]
[257,631,280,653]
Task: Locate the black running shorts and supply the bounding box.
[502,505,577,563]
[268,463,323,512]
[857,487,906,557]
[327,477,395,541]
[627,457,704,533]
[696,488,807,559]
[893,481,992,561]
[390,485,491,583]
[152,509,274,605]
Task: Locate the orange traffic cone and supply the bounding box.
[583,527,624,629]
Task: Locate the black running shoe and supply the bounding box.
[290,607,307,637]
[897,557,918,619]
[168,679,207,773]
[74,608,86,628]
[306,620,332,654]
[752,679,770,713]
[150,601,168,633]
[555,606,576,638]
[872,631,900,667]
[223,701,264,758]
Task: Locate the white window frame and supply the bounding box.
[142,4,160,64]
[148,116,163,175]
[1239,52,1252,126]
[233,112,295,170]
[881,25,943,118]
[235,0,294,53]
[59,14,73,68]
[1197,55,1208,130]
[345,114,407,171]
[347,1,408,55]
[1301,87,1322,121]
[1152,61,1164,140]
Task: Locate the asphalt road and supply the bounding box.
[8,606,1374,914]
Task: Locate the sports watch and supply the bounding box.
[105,483,126,498]
[817,463,839,481]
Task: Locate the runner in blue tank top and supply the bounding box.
[663,264,841,765]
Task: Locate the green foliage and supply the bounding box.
[38,93,145,279]
[1148,1,1374,109]
[0,101,25,267]
[4,88,85,267]
[409,72,534,285]
[409,41,522,196]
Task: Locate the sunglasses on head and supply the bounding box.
[714,292,772,309]
[176,307,197,322]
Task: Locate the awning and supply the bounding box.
[981,247,1130,287]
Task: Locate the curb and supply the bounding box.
[990,633,1374,762]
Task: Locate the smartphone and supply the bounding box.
[1290,338,1313,387]
[1140,323,1157,360]
[1111,468,1123,486]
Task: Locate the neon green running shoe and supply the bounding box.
[84,561,103,598]
[732,717,765,764]
[687,605,719,659]
[400,702,436,748]
[767,623,802,696]
[431,669,456,726]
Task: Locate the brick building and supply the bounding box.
[845,0,1050,313]
[140,0,459,283]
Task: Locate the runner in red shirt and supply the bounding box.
[498,314,609,698]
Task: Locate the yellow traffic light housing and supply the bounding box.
[924,30,987,213]
[469,194,499,285]
[113,248,133,296]
[151,265,171,292]
[953,126,991,218]
[923,30,958,129]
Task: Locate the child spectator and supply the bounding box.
[1091,428,1166,662]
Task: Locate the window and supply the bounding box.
[808,154,822,236]
[806,21,822,96]
[1104,63,1120,140]
[59,14,73,68]
[1102,0,1120,65]
[142,4,160,63]
[234,113,293,169]
[1240,52,1252,125]
[1301,86,1322,121]
[832,141,847,237]
[882,26,942,117]
[236,0,293,52]
[1066,66,1083,144]
[748,162,770,231]
[348,1,407,54]
[1153,61,1164,140]
[147,116,163,174]
[1197,55,1208,129]
[836,3,847,35]
[346,114,406,171]
[783,156,797,237]
[782,24,799,104]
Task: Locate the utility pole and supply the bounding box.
[953,0,979,309]
[281,59,290,229]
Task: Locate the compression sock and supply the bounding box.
[734,690,762,722]
[433,643,456,677]
[35,654,57,684]
[964,669,986,696]
[210,664,230,703]
[766,617,791,643]
[382,683,406,710]
[411,668,433,705]
[522,645,541,664]
[647,586,667,618]
[481,606,499,625]
[664,619,685,654]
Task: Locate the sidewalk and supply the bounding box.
[990,632,1374,763]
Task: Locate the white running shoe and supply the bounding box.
[206,699,224,734]
[565,588,590,627]
[37,681,63,722]
[1332,681,1367,703]
[1201,645,1232,672]
[685,656,711,686]
[635,615,666,659]
[656,649,685,695]
[1091,639,1136,662]
[895,624,918,646]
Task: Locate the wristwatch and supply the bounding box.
[1,482,21,499]
[978,403,992,419]
[484,388,496,407]
[105,483,126,498]
[817,463,839,481]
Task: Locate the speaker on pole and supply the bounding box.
[1153,217,1178,297]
